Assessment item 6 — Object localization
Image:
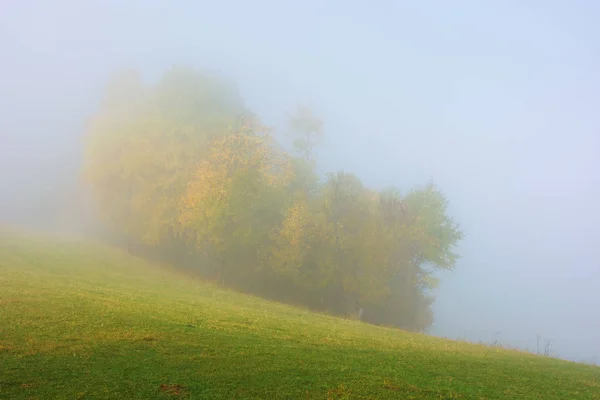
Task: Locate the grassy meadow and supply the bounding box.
[0,231,598,399]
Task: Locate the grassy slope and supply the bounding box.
[0,232,598,400]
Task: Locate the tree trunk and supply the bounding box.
[346,293,362,320]
[218,255,227,287]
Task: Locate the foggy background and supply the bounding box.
[1,0,598,364]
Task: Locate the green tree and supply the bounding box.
[307,172,384,318]
[365,184,463,330]
[403,181,463,271]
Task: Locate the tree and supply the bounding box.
[180,120,292,285]
[304,172,384,318]
[83,67,247,248]
[288,104,323,165]
[83,65,464,333]
[365,184,463,330]
[403,181,463,271]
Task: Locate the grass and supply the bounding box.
[1,231,599,399]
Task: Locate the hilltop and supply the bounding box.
[1,231,598,399]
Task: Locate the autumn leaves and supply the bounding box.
[83,66,462,331]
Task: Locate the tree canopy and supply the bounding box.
[83,66,463,331]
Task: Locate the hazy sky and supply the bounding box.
[1,0,599,363]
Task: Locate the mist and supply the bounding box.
[1,0,599,364]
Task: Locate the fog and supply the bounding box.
[1,0,599,364]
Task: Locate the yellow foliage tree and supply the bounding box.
[180,121,292,284]
[83,67,246,248]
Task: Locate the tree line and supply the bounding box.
[83,66,463,332]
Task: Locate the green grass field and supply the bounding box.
[1,231,599,399]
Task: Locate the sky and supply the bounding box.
[1,0,599,363]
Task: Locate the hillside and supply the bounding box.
[0,231,598,399]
